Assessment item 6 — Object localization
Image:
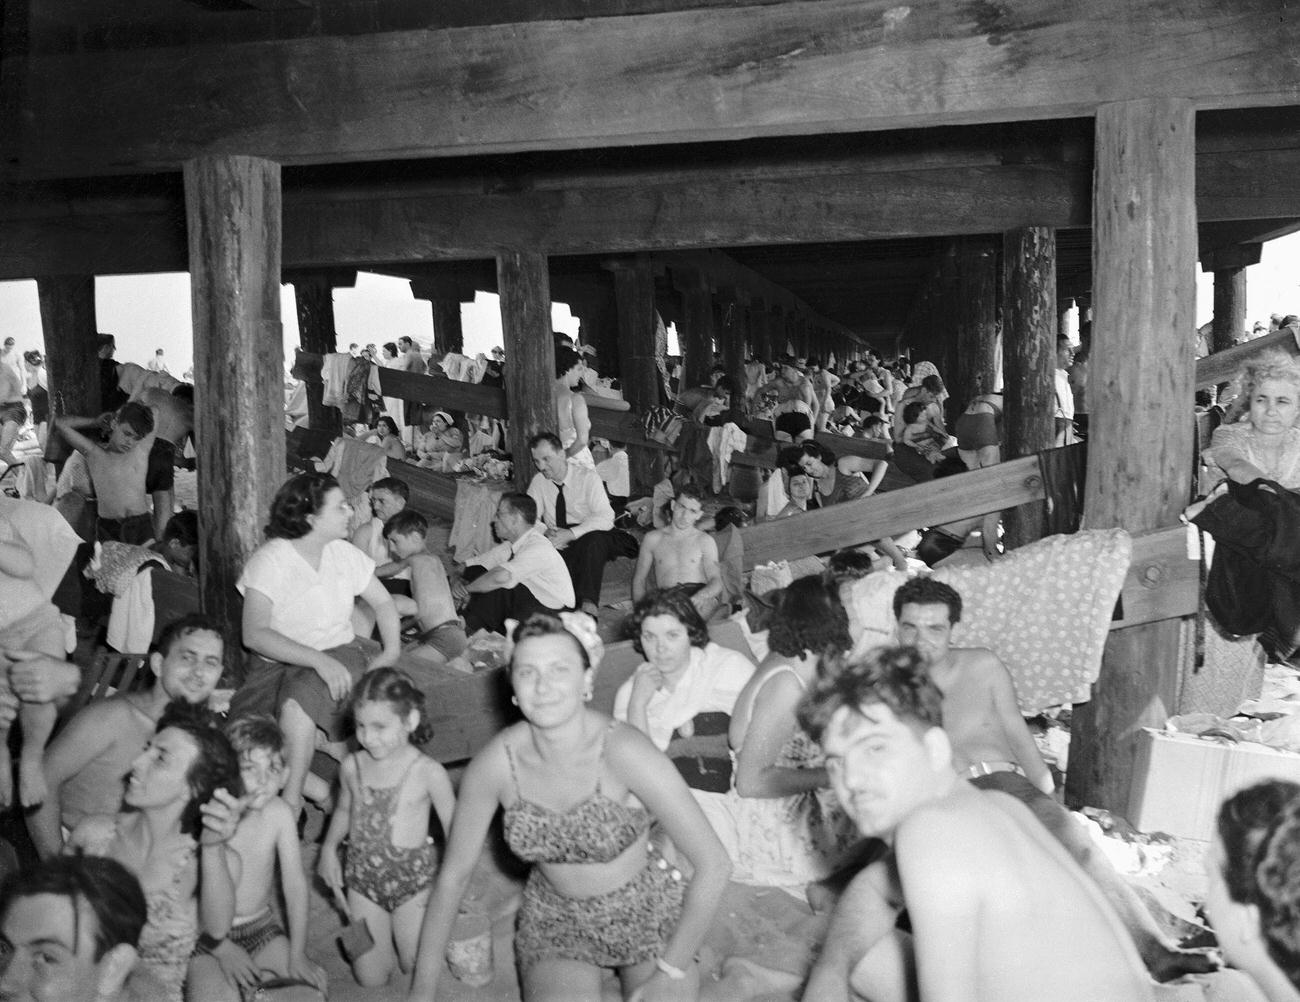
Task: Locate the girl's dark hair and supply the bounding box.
[350,667,433,745]
[511,613,591,670]
[627,589,709,657]
[1252,791,1300,988]
[375,415,399,436]
[156,700,242,838]
[767,574,851,660]
[1219,781,1300,904]
[266,472,339,540]
[921,374,945,394]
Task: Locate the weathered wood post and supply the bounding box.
[1203,244,1261,356]
[496,250,554,489]
[954,236,1000,406]
[36,275,100,418]
[676,267,715,392]
[1002,227,1057,548]
[184,155,286,661]
[286,271,348,435]
[608,255,661,491]
[1065,98,1197,813]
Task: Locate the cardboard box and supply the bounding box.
[1126,728,1300,841]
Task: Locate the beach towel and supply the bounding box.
[934,529,1132,712]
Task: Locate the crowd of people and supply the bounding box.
[7,319,1300,1002]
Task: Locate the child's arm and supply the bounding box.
[198,840,237,938]
[317,757,355,892]
[52,416,103,457]
[375,555,409,579]
[274,801,328,991]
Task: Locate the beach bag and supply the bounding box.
[642,406,684,447]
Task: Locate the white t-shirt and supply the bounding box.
[613,642,755,751]
[238,538,374,650]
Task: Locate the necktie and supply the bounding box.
[554,482,569,529]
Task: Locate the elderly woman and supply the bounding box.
[415,410,463,468]
[614,590,756,850]
[1205,351,1300,490]
[69,701,243,1002]
[409,612,731,1002]
[728,575,859,890]
[1206,780,1300,1001]
[229,472,400,813]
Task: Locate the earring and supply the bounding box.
[511,695,519,707]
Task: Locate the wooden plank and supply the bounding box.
[185,155,285,659]
[4,142,1300,277]
[1067,98,1198,814]
[1195,328,1299,388]
[738,453,1048,569]
[1110,525,1198,631]
[9,0,1299,179]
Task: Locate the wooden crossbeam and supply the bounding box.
[1111,525,1198,631]
[8,0,1298,179]
[1195,328,1299,388]
[738,453,1050,569]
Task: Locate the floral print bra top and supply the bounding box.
[502,723,649,865]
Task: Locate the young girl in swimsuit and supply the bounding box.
[318,668,456,988]
[408,611,731,1002]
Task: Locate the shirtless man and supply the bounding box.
[54,402,174,544]
[351,476,408,566]
[759,356,817,443]
[799,645,1155,1002]
[553,344,592,464]
[806,578,1212,994]
[631,485,725,618]
[380,510,468,664]
[27,613,225,859]
[136,383,194,456]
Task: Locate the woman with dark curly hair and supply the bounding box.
[613,590,755,849]
[229,472,400,815]
[1206,780,1300,1001]
[69,701,243,1002]
[726,574,858,890]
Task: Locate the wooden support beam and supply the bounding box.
[287,273,341,435]
[1210,267,1248,355]
[5,139,1300,278]
[1111,526,1198,631]
[1195,328,1299,388]
[609,256,663,490]
[954,235,1000,405]
[496,251,554,489]
[740,453,1048,570]
[428,299,465,355]
[1002,227,1057,548]
[1066,98,1197,816]
[35,275,100,418]
[184,154,285,661]
[675,268,714,392]
[9,1,1300,180]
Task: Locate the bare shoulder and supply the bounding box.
[604,716,660,763]
[641,527,666,549]
[896,794,993,858]
[952,645,1011,678]
[261,797,297,838]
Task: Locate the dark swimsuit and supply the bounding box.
[503,721,685,972]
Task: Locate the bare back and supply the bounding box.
[894,787,1153,1002]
